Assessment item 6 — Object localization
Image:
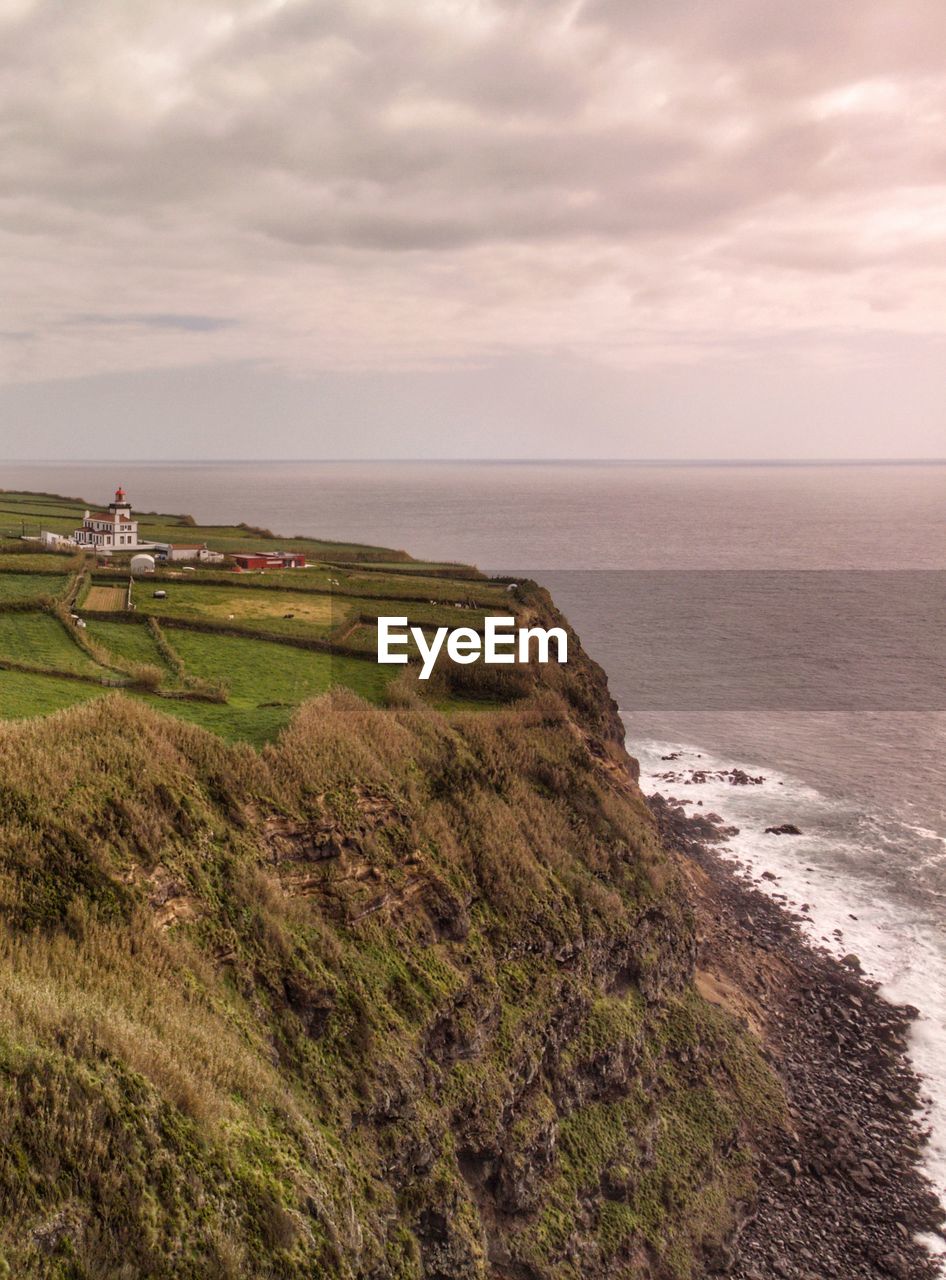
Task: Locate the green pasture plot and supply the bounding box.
[133,581,337,635]
[332,614,481,652]
[0,513,77,538]
[158,637,393,742]
[347,560,483,576]
[203,566,351,592]
[0,496,86,520]
[339,569,507,605]
[132,577,492,645]
[336,622,379,654]
[0,494,85,536]
[169,629,391,704]
[0,505,80,522]
[0,553,77,572]
[86,620,171,672]
[0,490,86,509]
[151,564,488,601]
[0,668,108,720]
[132,695,298,747]
[0,572,69,602]
[344,600,491,632]
[0,612,109,677]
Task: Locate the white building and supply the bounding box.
[73,487,145,552]
[150,542,225,564]
[39,530,77,549]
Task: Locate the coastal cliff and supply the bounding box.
[0,587,938,1278]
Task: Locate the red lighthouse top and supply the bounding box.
[115,487,126,502]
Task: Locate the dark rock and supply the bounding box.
[879,1251,912,1279]
[765,824,802,836]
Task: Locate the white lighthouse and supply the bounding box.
[73,486,143,551]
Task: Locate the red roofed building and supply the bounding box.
[233,551,307,571]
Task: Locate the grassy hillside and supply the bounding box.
[0,490,785,1278]
[0,687,781,1280]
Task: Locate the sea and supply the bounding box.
[4,459,944,1249]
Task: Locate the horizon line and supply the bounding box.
[5,456,946,466]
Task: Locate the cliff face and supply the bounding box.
[0,608,782,1279]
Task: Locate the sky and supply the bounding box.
[1,0,944,460]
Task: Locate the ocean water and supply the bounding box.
[3,459,945,1238]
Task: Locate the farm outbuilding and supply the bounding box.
[233,552,307,570]
[130,554,156,575]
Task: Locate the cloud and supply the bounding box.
[0,0,944,389]
[67,313,236,332]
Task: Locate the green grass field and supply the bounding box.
[141,631,393,744]
[0,668,109,718]
[0,572,68,602]
[85,619,171,672]
[170,628,391,704]
[0,620,395,745]
[131,580,337,633]
[0,552,77,572]
[0,612,108,676]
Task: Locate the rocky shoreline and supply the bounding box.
[649,794,945,1280]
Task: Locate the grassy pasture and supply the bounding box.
[131,577,491,646]
[123,563,496,605]
[154,630,393,743]
[0,490,86,511]
[0,623,393,744]
[0,552,77,572]
[0,572,69,602]
[0,511,79,537]
[132,581,337,636]
[334,569,505,605]
[0,667,109,719]
[169,628,390,704]
[133,691,298,744]
[86,620,171,672]
[0,612,108,676]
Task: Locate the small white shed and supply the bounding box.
[130,553,156,575]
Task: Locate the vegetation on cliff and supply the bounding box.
[0,491,783,1277]
[0,656,781,1279]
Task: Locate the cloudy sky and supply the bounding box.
[1,0,944,459]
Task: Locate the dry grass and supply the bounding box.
[84,584,127,611]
